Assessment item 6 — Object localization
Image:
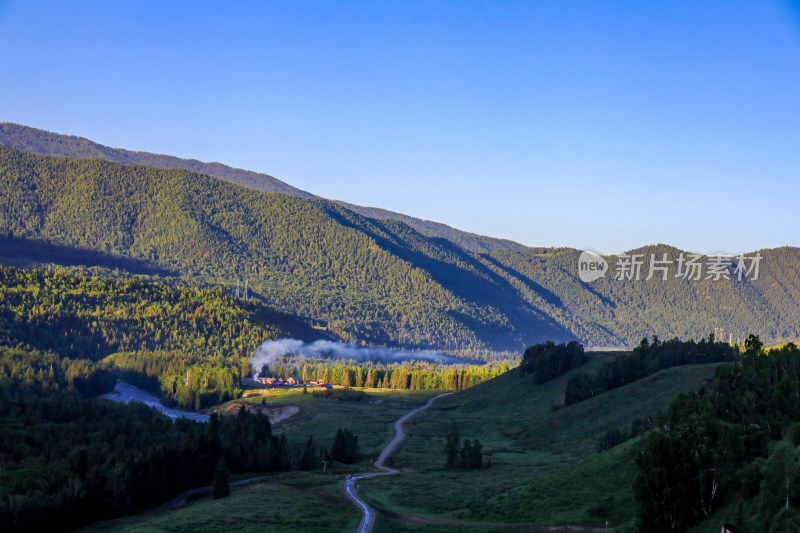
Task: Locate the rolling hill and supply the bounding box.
[359,354,724,529]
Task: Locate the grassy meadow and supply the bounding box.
[85,354,722,532]
[359,355,721,530]
[81,472,357,533]
[215,387,442,462]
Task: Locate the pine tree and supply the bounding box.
[301,436,317,470]
[444,423,459,469]
[469,439,483,469]
[212,458,230,499]
[331,427,359,464]
[459,439,472,468]
[332,428,345,462]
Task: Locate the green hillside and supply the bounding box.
[360,356,722,529]
[0,265,316,361]
[2,139,800,350]
[0,122,315,198]
[0,122,530,254]
[332,200,537,254]
[0,264,327,407]
[489,245,800,347]
[0,144,571,351]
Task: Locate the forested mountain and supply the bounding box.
[332,200,534,254]
[0,122,315,198]
[1,141,800,350]
[0,144,572,350]
[0,122,532,254]
[0,264,327,406]
[486,244,800,348]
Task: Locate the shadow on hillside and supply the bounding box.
[0,234,175,276]
[477,253,564,309]
[319,203,573,346]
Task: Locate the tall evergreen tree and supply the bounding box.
[212,458,230,499]
[444,423,460,469]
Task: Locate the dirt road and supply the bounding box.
[344,392,452,533]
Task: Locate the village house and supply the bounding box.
[254,376,307,388]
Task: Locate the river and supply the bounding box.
[102,380,210,423]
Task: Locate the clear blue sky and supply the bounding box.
[1,1,799,254]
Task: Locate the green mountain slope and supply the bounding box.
[0,122,533,254]
[0,145,572,351]
[2,142,800,349]
[488,244,800,346]
[0,265,318,361]
[0,121,315,198]
[332,200,536,254]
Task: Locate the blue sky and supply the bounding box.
[1,1,799,254]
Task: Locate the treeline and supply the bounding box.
[633,336,800,531]
[565,336,737,405]
[104,352,509,411]
[264,358,511,391]
[104,350,246,410]
[0,345,115,396]
[595,416,658,453]
[0,346,330,532]
[518,340,585,384]
[0,265,289,361]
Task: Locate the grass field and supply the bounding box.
[85,355,721,532]
[82,472,358,533]
[82,388,441,533]
[359,356,721,530]
[221,387,441,462]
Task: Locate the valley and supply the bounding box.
[0,125,797,533]
[3,3,798,532]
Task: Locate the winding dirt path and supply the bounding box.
[344,392,452,533]
[142,475,268,514]
[344,393,613,533]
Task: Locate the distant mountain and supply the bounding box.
[1,135,799,351]
[0,144,572,352]
[0,122,315,198]
[0,122,534,254]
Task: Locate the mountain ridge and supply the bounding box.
[0,122,534,254]
[1,130,799,350]
[0,143,574,351]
